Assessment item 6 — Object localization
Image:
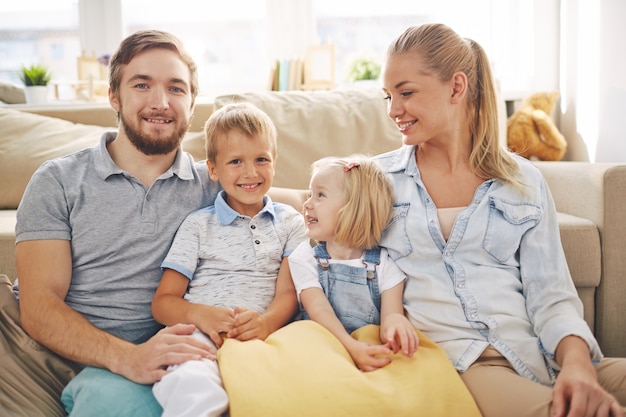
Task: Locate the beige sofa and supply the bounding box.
[1,88,625,360]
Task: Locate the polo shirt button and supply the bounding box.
[251,225,256,229]
[255,240,260,244]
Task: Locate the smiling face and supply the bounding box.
[109,48,193,155]
[382,52,457,147]
[207,130,276,217]
[302,165,346,244]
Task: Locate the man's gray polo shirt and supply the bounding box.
[16,132,220,343]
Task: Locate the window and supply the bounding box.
[0,0,79,87]
[0,0,534,100]
[312,0,534,94]
[122,0,268,97]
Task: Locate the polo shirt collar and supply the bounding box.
[94,132,195,181]
[215,190,276,225]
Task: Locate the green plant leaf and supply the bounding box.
[19,64,52,86]
[347,57,381,82]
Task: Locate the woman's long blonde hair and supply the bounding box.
[387,23,523,189]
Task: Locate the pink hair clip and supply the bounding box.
[343,162,360,172]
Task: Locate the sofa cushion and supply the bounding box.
[0,108,109,210]
[0,82,26,105]
[556,212,601,332]
[0,211,17,281]
[0,108,211,211]
[214,88,402,190]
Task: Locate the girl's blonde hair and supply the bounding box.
[204,102,278,163]
[311,154,394,250]
[387,23,524,190]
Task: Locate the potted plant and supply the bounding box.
[346,56,381,84]
[19,64,52,104]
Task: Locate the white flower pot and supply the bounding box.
[24,85,49,105]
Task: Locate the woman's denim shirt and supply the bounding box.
[375,145,602,386]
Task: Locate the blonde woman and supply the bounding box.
[379,23,626,417]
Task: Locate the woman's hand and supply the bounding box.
[552,362,623,417]
[552,336,623,417]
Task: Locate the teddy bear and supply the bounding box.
[507,90,567,161]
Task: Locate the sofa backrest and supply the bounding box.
[214,88,402,190]
[0,103,213,210]
[1,89,404,209]
[0,108,109,209]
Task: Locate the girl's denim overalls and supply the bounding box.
[311,242,382,334]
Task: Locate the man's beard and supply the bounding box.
[120,110,189,155]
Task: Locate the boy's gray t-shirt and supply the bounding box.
[161,191,307,313]
[15,132,219,344]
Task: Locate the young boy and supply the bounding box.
[151,102,307,417]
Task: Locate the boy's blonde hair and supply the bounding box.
[311,154,394,250]
[204,102,278,163]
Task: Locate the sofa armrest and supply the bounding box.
[534,161,626,357]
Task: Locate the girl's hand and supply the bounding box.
[346,339,393,372]
[380,313,419,357]
[226,306,272,341]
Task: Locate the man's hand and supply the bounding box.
[117,323,215,384]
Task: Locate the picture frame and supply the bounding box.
[302,44,336,90]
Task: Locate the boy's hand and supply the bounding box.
[226,306,272,341]
[380,313,419,357]
[194,305,236,347]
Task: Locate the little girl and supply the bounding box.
[288,154,418,372]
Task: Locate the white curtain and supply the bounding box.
[560,0,626,162]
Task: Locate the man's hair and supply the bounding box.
[311,155,394,249]
[109,29,199,104]
[204,102,278,163]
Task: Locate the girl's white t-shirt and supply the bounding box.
[288,241,406,300]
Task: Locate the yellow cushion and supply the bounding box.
[218,320,481,417]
